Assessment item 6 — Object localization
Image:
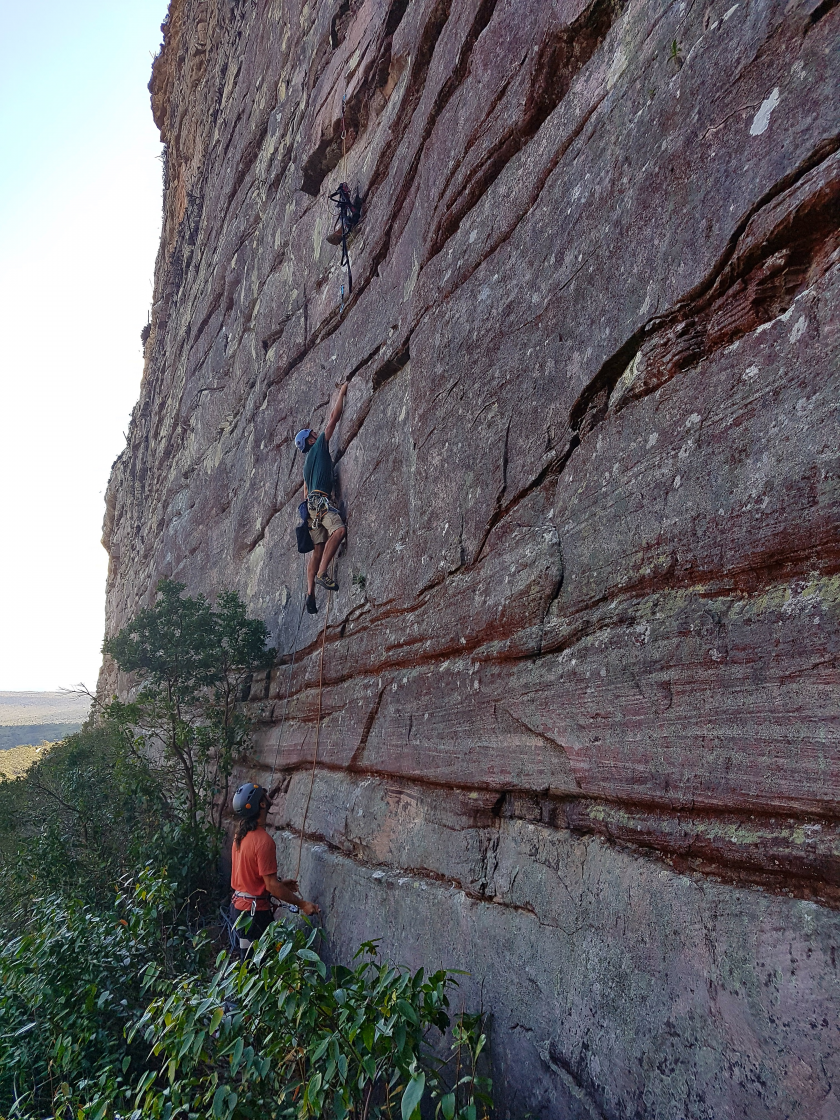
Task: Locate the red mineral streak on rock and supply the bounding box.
[101,0,840,1113]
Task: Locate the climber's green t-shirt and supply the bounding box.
[304,433,334,496]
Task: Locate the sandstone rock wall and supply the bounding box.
[102,0,840,1114]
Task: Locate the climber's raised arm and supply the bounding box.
[324,382,348,441]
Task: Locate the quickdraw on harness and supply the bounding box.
[306,490,333,528]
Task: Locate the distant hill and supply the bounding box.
[0,741,55,779]
[0,691,91,751]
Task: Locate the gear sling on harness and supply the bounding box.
[296,491,339,554]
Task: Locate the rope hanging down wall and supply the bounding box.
[294,589,331,880]
[265,554,336,883]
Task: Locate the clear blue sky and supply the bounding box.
[0,0,168,691]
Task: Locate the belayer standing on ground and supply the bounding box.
[230,782,319,959]
[295,382,348,614]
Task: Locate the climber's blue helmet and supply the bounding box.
[295,428,313,453]
[232,782,267,819]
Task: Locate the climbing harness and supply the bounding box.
[327,96,362,307]
[307,490,331,516]
[232,889,266,917]
[306,489,338,527]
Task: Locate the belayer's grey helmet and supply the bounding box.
[232,783,267,819]
[295,428,313,452]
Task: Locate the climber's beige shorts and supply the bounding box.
[308,507,344,545]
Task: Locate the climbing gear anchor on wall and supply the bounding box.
[327,96,362,309]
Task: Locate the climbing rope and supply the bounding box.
[341,93,347,182]
[266,556,308,798]
[263,549,337,884]
[294,586,332,881]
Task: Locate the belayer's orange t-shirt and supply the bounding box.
[231,827,277,910]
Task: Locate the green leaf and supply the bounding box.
[311,1037,330,1062]
[136,1069,156,1095]
[396,999,419,1026]
[441,1092,456,1120]
[402,1072,426,1120]
[178,1030,196,1059]
[298,948,321,962]
[231,1035,244,1074]
[212,1085,227,1117]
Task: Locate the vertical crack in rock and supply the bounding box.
[301,0,413,195]
[348,687,385,769]
[362,0,498,287]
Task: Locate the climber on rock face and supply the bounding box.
[230,782,320,961]
[295,382,348,614]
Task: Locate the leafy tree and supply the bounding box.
[0,721,219,917]
[102,579,275,828]
[0,875,490,1120]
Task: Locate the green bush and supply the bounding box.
[0,868,201,1119]
[131,929,489,1120]
[0,871,490,1120]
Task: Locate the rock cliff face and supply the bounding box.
[102,0,839,1114]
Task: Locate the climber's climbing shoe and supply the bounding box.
[316,573,339,593]
[306,593,318,614]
